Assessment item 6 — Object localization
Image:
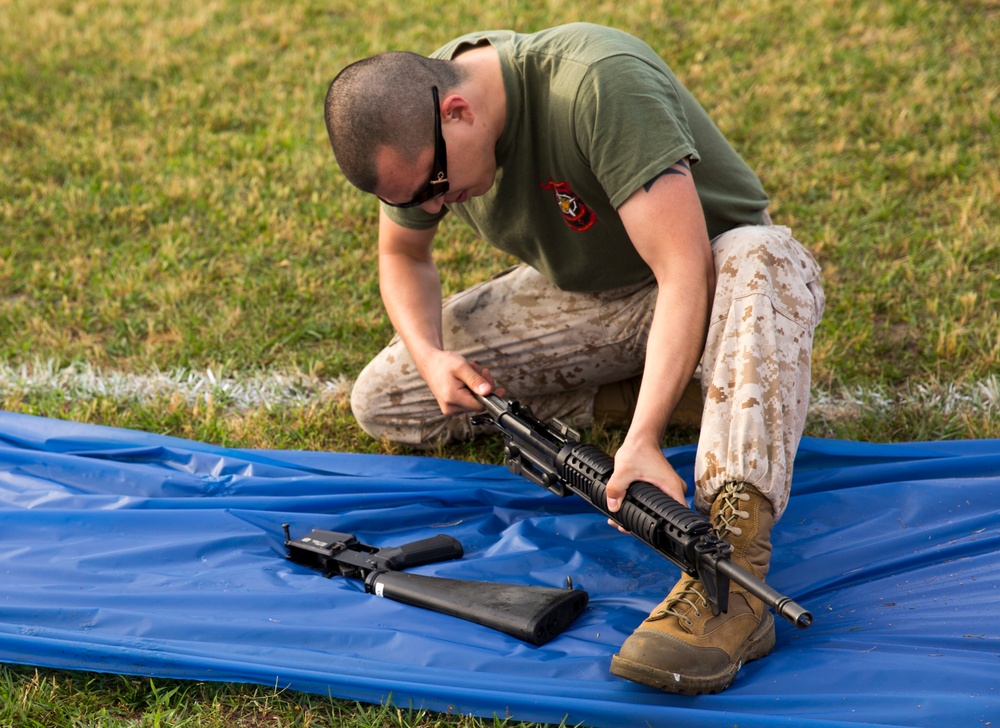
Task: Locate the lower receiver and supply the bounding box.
[283,525,588,645]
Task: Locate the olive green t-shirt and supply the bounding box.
[384,23,769,292]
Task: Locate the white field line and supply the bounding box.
[0,360,997,419]
[0,360,350,411]
[809,376,999,421]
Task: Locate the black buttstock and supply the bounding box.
[367,570,589,646]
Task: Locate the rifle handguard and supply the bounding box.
[474,392,813,630]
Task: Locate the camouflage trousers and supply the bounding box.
[351,223,824,520]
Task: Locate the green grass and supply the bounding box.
[1,0,998,724]
[2,665,555,728]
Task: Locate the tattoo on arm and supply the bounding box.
[642,157,691,192]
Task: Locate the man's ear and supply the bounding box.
[441,94,473,123]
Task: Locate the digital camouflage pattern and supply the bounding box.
[695,225,824,519]
[351,223,823,519]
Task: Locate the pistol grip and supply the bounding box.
[379,534,464,570]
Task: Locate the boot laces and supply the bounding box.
[714,481,751,538]
[649,484,753,628]
[649,578,710,627]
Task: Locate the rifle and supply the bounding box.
[282,525,588,645]
[472,393,813,629]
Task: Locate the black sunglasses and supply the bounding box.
[379,86,449,208]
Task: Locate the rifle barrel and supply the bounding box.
[717,559,813,629]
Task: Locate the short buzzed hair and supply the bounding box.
[324,52,466,193]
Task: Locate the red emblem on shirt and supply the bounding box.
[541,180,597,232]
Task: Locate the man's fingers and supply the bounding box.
[463,361,494,396]
[607,517,630,534]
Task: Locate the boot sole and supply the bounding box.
[610,611,776,695]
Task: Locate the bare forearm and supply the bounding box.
[379,250,444,360]
[607,159,715,509]
[376,209,445,364]
[619,162,715,447]
[629,275,711,444]
[375,209,497,414]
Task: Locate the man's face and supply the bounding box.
[374,92,497,214]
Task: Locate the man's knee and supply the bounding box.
[712,226,823,329]
[349,364,384,441]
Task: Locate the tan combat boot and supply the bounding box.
[610,482,776,694]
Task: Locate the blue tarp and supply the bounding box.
[0,409,996,727]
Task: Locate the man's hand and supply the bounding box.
[605,435,688,532]
[419,351,500,416]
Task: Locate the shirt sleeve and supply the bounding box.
[574,55,701,210]
[381,202,448,230]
